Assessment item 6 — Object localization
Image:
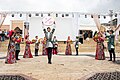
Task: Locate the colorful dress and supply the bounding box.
[23,40,33,58]
[42,40,47,55]
[5,40,16,64]
[65,40,72,55]
[52,39,58,55]
[93,36,105,60]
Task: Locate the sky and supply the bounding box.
[0,0,120,13]
[0,0,120,25]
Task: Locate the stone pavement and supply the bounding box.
[0,52,120,80]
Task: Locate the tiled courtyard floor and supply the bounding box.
[0,52,120,80]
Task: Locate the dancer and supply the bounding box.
[52,36,58,55]
[106,30,115,62]
[34,36,40,56]
[5,30,16,64]
[42,37,47,55]
[65,36,72,55]
[15,32,21,60]
[42,22,56,64]
[23,35,33,58]
[75,37,80,56]
[93,32,105,60]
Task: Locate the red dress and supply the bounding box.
[42,40,47,55]
[93,37,105,60]
[23,40,33,58]
[5,41,16,64]
[52,39,58,55]
[65,40,72,55]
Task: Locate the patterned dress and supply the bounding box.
[23,40,33,58]
[93,37,105,60]
[5,40,16,64]
[65,40,72,55]
[52,39,58,55]
[42,40,47,55]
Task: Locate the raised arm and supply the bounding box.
[53,21,56,29]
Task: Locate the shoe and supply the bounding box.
[108,60,112,61]
[113,60,116,62]
[48,62,52,64]
[16,59,20,60]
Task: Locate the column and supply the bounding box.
[72,12,79,40]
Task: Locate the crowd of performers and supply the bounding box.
[5,23,58,64]
[4,22,120,64]
[93,30,116,62]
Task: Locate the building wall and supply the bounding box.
[29,17,76,41]
[78,25,98,33]
[0,25,10,31]
[11,20,23,30]
[11,20,27,37]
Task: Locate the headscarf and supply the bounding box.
[9,30,14,37]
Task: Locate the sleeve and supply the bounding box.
[53,25,56,29]
[100,37,105,41]
[105,32,110,38]
[93,37,98,42]
[16,38,21,43]
[43,29,47,34]
[113,32,115,35]
[26,40,32,44]
[51,29,55,34]
[111,35,115,46]
[51,23,56,34]
[30,41,34,44]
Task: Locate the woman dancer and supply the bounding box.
[65,36,72,55]
[42,37,47,55]
[93,32,105,60]
[23,35,33,58]
[5,30,16,64]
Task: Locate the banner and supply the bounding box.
[93,14,101,32]
[42,16,55,26]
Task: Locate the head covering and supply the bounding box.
[9,30,14,37]
[68,36,70,40]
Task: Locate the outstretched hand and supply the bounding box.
[42,22,44,25]
[54,21,55,24]
[42,22,45,29]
